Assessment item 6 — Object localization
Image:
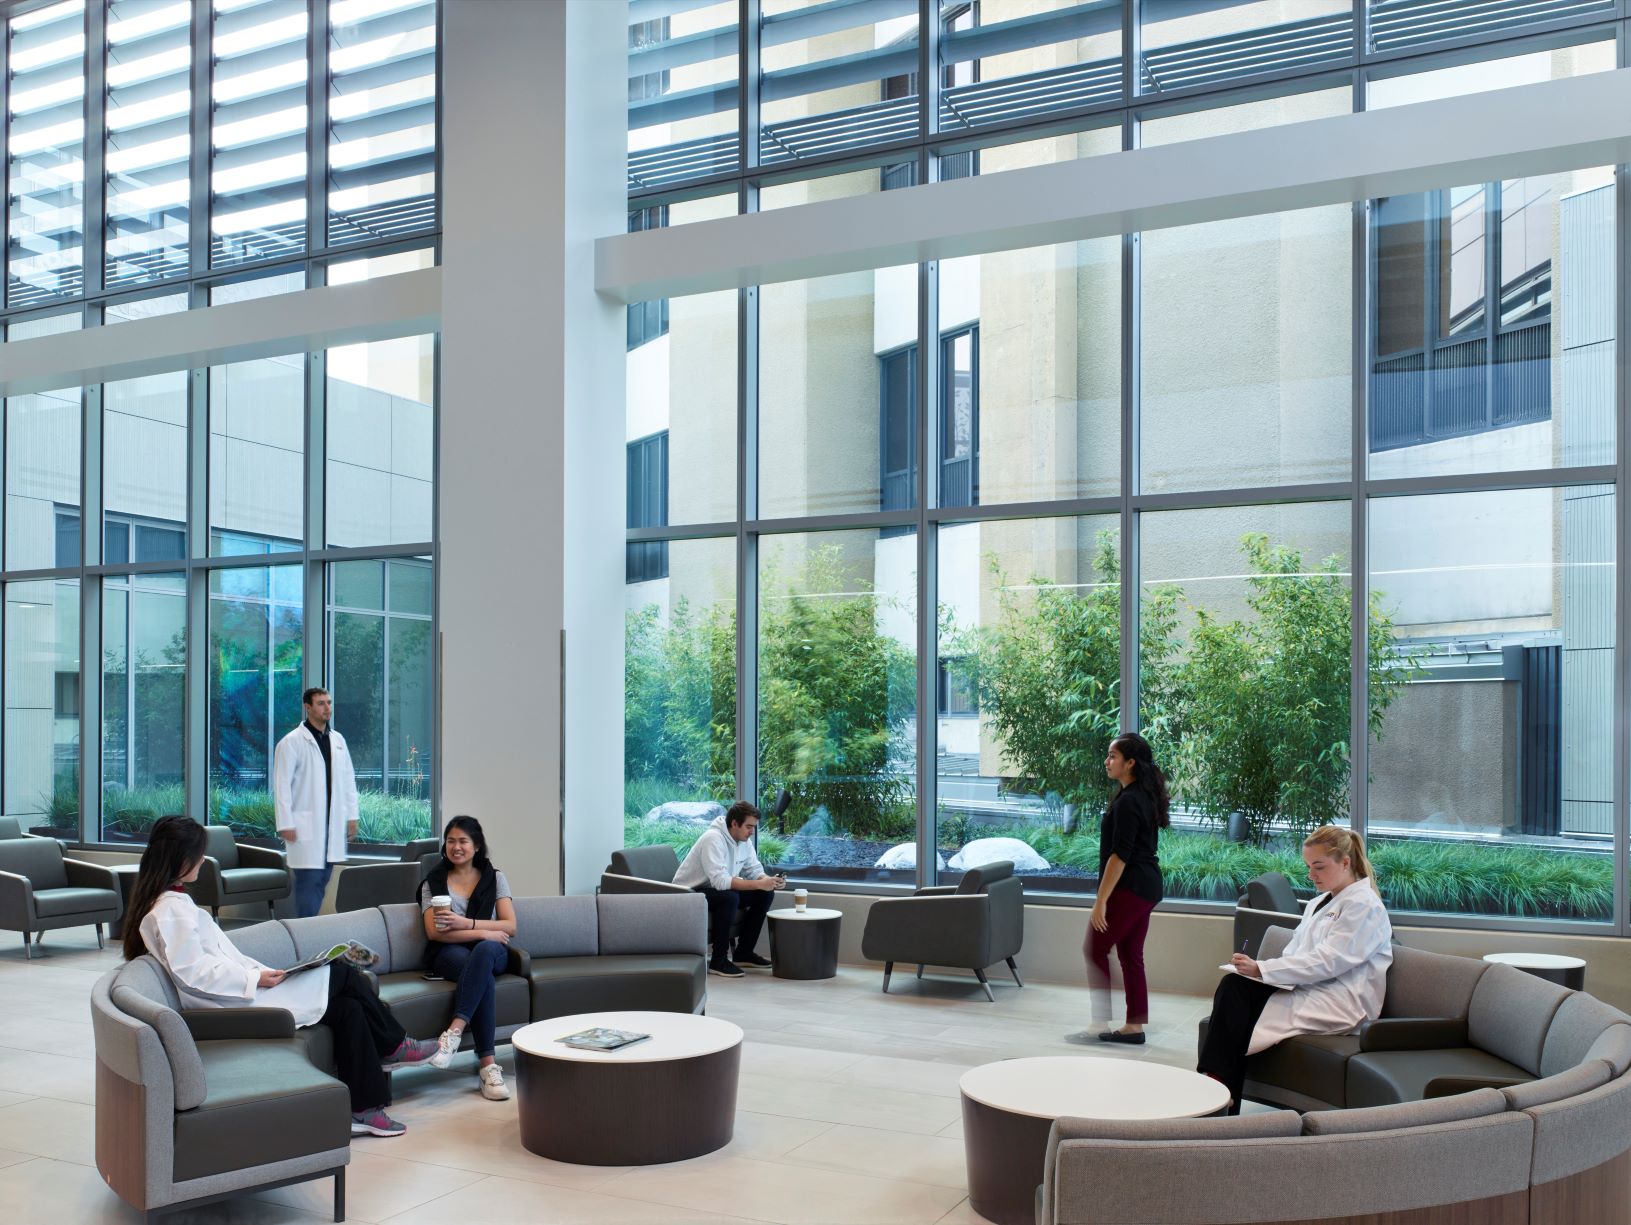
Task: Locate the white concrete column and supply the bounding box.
[440,0,625,896]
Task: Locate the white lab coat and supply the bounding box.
[1248,875,1393,1055]
[272,723,359,870]
[140,890,329,1027]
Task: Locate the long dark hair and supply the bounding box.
[123,815,210,961]
[1109,732,1171,830]
[435,815,494,876]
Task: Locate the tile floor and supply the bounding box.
[0,930,1220,1225]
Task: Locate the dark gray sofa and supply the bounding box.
[91,891,707,1221]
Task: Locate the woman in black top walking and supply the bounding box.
[1083,732,1169,1044]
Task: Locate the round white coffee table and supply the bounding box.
[959,1056,1229,1225]
[1483,951,1586,990]
[513,1010,743,1165]
[767,907,842,979]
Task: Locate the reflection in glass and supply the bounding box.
[328,557,433,844]
[6,381,82,571]
[105,372,188,562]
[757,529,916,885]
[627,2,739,190]
[211,0,309,266]
[4,579,80,837]
[327,334,434,547]
[624,537,737,858]
[209,353,304,554]
[105,0,192,287]
[1368,488,1613,922]
[102,572,185,840]
[209,566,302,842]
[1140,0,1350,95]
[935,516,1118,894]
[1141,205,1351,491]
[7,0,87,307]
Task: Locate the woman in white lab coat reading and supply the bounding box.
[123,816,441,1137]
[1198,824,1392,1113]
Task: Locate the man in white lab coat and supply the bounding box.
[274,687,360,917]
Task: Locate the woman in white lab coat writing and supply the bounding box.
[1198,824,1392,1113]
[123,817,440,1137]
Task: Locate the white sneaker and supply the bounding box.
[428,1028,460,1069]
[479,1063,510,1101]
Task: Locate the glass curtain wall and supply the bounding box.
[626,13,1631,932]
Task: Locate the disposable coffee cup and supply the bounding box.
[794,888,808,913]
[431,894,453,915]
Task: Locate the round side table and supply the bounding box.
[512,1010,743,1165]
[959,1055,1229,1225]
[1482,952,1586,990]
[767,907,842,980]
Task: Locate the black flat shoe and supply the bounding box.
[1098,1029,1146,1045]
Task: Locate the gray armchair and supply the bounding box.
[0,835,122,957]
[1234,871,1302,958]
[600,845,752,950]
[334,862,423,912]
[0,816,28,839]
[861,861,1025,1002]
[184,824,292,918]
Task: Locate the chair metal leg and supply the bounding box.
[881,962,893,994]
[96,924,105,950]
[211,906,220,919]
[334,1167,346,1222]
[21,933,31,960]
[974,967,995,1002]
[1006,956,1023,988]
[916,964,924,979]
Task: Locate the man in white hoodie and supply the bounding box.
[672,801,785,977]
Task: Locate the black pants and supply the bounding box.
[695,885,772,960]
[1197,973,1279,1112]
[323,961,406,1113]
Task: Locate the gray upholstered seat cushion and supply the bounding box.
[282,909,391,964]
[1527,1069,1631,1186]
[1538,994,1631,1077]
[1195,1018,1358,1109]
[1302,1087,1505,1135]
[375,971,530,1037]
[175,1039,350,1182]
[226,920,299,969]
[1500,1059,1612,1112]
[596,893,707,956]
[1244,872,1298,915]
[1053,1111,1302,1143]
[0,837,68,889]
[1381,944,1489,1021]
[112,965,208,1111]
[220,867,290,894]
[202,825,241,871]
[1584,1024,1631,1077]
[514,895,600,958]
[32,886,120,918]
[529,954,705,1019]
[608,845,680,882]
[1346,1047,1531,1107]
[0,817,22,839]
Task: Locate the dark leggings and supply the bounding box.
[429,939,507,1058]
[1197,972,1279,1111]
[322,961,406,1113]
[1085,889,1159,1024]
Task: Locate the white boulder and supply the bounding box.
[643,800,725,826]
[873,843,946,871]
[948,836,1049,872]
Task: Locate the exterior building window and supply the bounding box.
[879,326,979,517]
[627,206,670,350]
[1371,180,1554,451]
[938,658,977,717]
[880,345,916,532]
[627,431,669,584]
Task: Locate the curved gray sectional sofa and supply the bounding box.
[1038,930,1631,1225]
[90,892,706,1222]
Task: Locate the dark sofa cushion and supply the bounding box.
[220,867,290,895]
[1347,1047,1531,1108]
[530,954,705,1019]
[1198,1016,1359,1109]
[376,971,530,1038]
[32,886,120,918]
[176,1039,350,1182]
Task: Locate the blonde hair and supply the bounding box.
[1303,825,1374,883]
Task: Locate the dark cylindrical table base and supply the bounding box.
[516,1043,740,1165]
[961,1093,1055,1225]
[1519,964,1586,991]
[770,916,841,980]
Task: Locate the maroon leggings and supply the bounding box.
[1085,889,1159,1024]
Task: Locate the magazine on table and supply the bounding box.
[283,941,381,974]
[557,1027,651,1052]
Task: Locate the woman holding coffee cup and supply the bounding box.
[418,815,517,1101]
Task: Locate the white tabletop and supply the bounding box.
[512,1011,743,1064]
[959,1056,1230,1121]
[768,908,843,921]
[1483,952,1587,970]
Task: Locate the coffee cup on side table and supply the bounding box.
[794,888,808,913]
